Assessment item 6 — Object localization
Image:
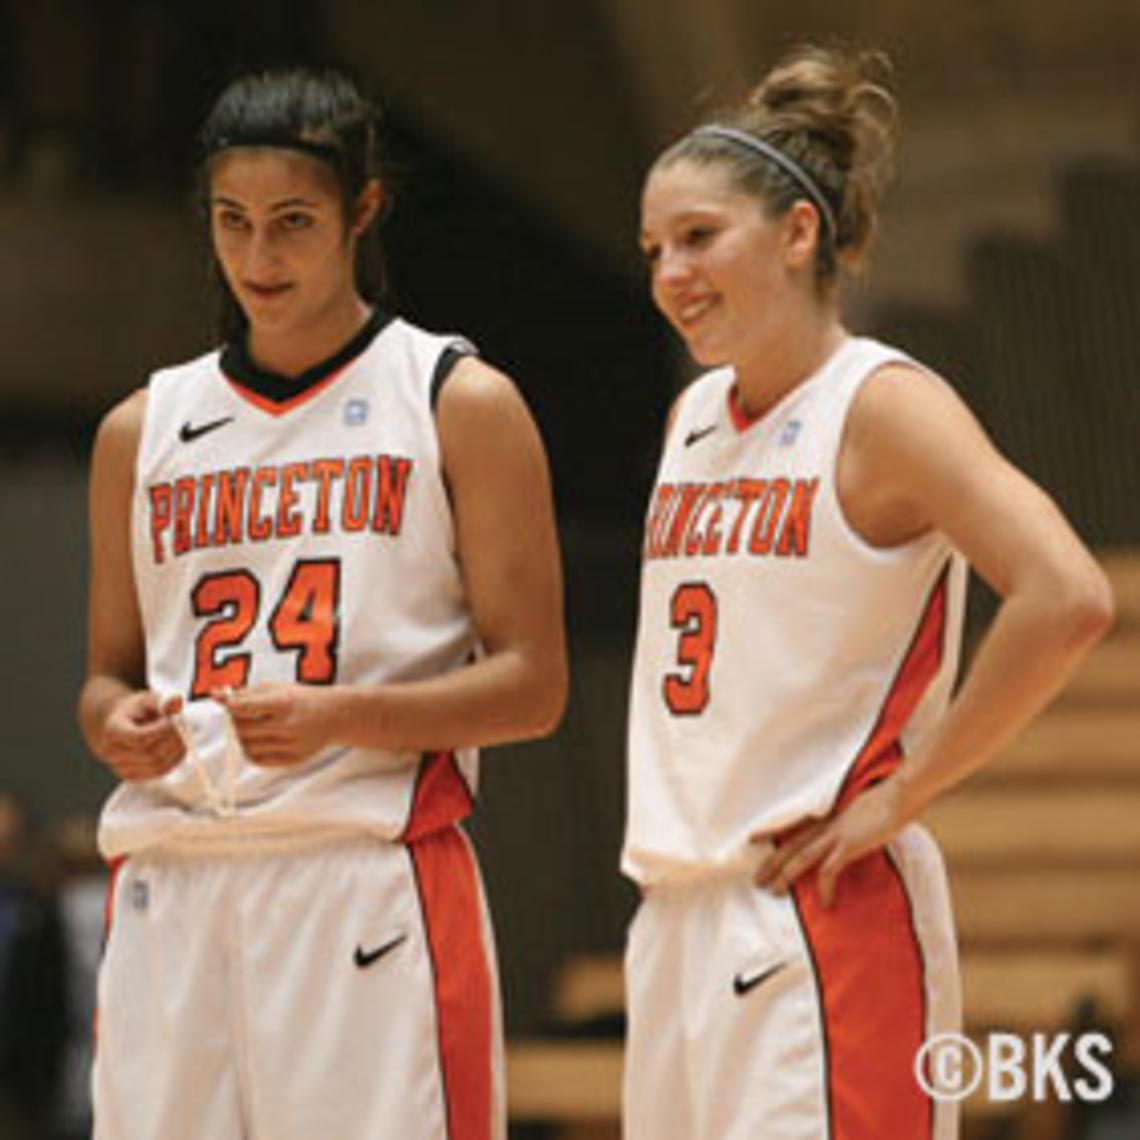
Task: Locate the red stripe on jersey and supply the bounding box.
[835,562,949,809]
[401,751,475,843]
[223,362,353,417]
[409,829,495,1140]
[792,849,931,1139]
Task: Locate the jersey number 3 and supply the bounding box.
[663,582,717,715]
[191,559,341,698]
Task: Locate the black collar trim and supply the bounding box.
[220,308,393,405]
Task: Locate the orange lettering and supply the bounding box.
[173,477,195,556]
[213,468,249,546]
[700,483,727,557]
[342,457,372,532]
[148,484,172,564]
[776,478,818,557]
[727,479,766,554]
[248,467,276,542]
[372,456,412,534]
[749,479,789,555]
[644,484,677,560]
[311,459,344,534]
[662,484,704,558]
[194,473,215,549]
[277,462,309,538]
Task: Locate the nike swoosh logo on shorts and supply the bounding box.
[733,960,787,997]
[179,415,235,443]
[354,933,408,969]
[684,424,717,447]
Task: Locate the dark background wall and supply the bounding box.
[0,0,1137,1037]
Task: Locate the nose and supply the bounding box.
[653,245,692,291]
[242,226,279,278]
[652,246,695,313]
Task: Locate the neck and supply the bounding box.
[247,295,373,378]
[732,306,845,420]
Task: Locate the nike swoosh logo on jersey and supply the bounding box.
[684,424,717,447]
[354,933,408,969]
[733,960,787,997]
[179,415,235,443]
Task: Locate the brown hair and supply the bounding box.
[654,46,898,286]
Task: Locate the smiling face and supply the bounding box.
[209,148,366,343]
[639,158,816,369]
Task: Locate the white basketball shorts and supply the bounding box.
[94,827,505,1140]
[623,824,960,1139]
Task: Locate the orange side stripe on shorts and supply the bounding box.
[409,829,494,1140]
[793,850,931,1140]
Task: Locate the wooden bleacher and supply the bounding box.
[508,551,1140,1136]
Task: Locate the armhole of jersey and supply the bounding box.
[430,345,475,414]
[429,344,476,515]
[132,379,157,486]
[829,355,944,563]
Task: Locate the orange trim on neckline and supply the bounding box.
[223,360,353,417]
[727,383,761,432]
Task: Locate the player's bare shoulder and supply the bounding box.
[848,360,982,455]
[436,355,523,420]
[96,388,148,442]
[436,355,544,467]
[91,388,149,488]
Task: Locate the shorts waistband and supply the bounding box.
[636,839,776,896]
[132,823,387,861]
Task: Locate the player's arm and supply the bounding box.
[224,357,568,761]
[77,392,185,781]
[756,364,1114,902]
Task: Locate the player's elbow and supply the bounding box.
[1052,561,1115,651]
[523,649,569,739]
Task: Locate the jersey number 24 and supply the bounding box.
[190,558,340,698]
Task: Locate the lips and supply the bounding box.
[674,295,718,329]
[243,281,293,300]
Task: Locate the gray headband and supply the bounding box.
[691,125,837,240]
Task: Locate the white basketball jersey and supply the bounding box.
[99,312,482,858]
[623,337,967,885]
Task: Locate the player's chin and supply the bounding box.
[237,287,299,326]
[678,328,729,368]
[689,345,730,369]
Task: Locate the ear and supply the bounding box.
[352,179,384,236]
[782,199,823,271]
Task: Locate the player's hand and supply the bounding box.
[751,777,909,908]
[218,683,336,767]
[95,691,185,782]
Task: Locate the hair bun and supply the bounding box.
[741,45,898,268]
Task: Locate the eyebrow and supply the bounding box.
[211,195,321,211]
[639,208,722,244]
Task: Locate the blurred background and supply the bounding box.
[0,1,1137,1137]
